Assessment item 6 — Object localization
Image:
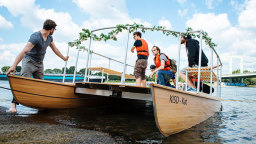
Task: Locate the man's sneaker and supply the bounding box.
[187,87,197,93]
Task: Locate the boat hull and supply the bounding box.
[151,84,221,136]
[8,75,101,109]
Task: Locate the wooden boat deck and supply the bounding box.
[186,67,218,82]
[75,82,152,101]
[88,67,135,79]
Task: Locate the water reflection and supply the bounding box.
[20,99,223,143]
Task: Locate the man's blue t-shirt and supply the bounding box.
[25,31,53,62]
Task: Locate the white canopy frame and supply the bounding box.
[63,26,222,97]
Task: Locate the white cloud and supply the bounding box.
[0,0,80,42]
[176,0,187,4]
[72,0,128,19]
[205,0,214,9]
[158,19,172,29]
[186,11,256,73]
[0,0,35,17]
[230,0,245,13]
[204,0,222,9]
[73,0,151,30]
[82,17,152,30]
[238,0,256,30]
[187,13,231,33]
[0,43,25,70]
[0,14,13,30]
[178,9,188,17]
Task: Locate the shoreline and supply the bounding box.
[0,107,116,143]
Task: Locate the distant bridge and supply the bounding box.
[222,73,256,79]
[222,73,256,83]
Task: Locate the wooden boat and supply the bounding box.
[151,84,220,136]
[7,74,104,109]
[7,26,222,137]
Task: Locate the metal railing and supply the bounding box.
[62,26,222,98]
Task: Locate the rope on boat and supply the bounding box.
[0,86,89,100]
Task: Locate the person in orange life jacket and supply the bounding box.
[179,34,208,92]
[131,32,148,87]
[150,46,174,86]
[150,64,176,87]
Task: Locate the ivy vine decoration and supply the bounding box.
[183,27,217,48]
[68,23,217,50]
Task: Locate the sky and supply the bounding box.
[0,0,256,75]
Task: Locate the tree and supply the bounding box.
[108,75,121,80]
[62,67,69,74]
[52,68,62,74]
[16,66,22,72]
[79,68,86,75]
[1,66,10,73]
[68,66,76,74]
[232,69,240,74]
[45,69,53,74]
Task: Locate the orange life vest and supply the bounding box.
[190,75,201,82]
[154,53,172,71]
[136,39,149,57]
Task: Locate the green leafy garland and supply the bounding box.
[68,23,217,50]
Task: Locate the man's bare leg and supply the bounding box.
[142,79,146,87]
[9,103,17,113]
[179,73,196,89]
[136,78,141,86]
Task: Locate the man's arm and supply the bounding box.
[7,42,34,75]
[150,60,165,78]
[131,40,142,53]
[131,46,136,53]
[49,42,69,61]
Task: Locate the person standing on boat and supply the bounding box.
[179,34,208,92]
[150,46,174,87]
[131,32,149,87]
[6,19,69,113]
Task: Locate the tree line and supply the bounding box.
[1,66,21,73]
[1,66,141,81]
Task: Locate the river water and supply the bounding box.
[0,80,255,143]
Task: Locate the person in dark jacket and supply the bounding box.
[179,34,209,92]
[182,34,208,67]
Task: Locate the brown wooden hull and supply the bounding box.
[151,83,221,136]
[8,75,98,109]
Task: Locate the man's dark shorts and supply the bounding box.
[134,59,147,80]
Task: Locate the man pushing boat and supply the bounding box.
[6,19,69,113]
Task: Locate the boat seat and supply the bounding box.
[185,67,218,82]
[88,67,135,79]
